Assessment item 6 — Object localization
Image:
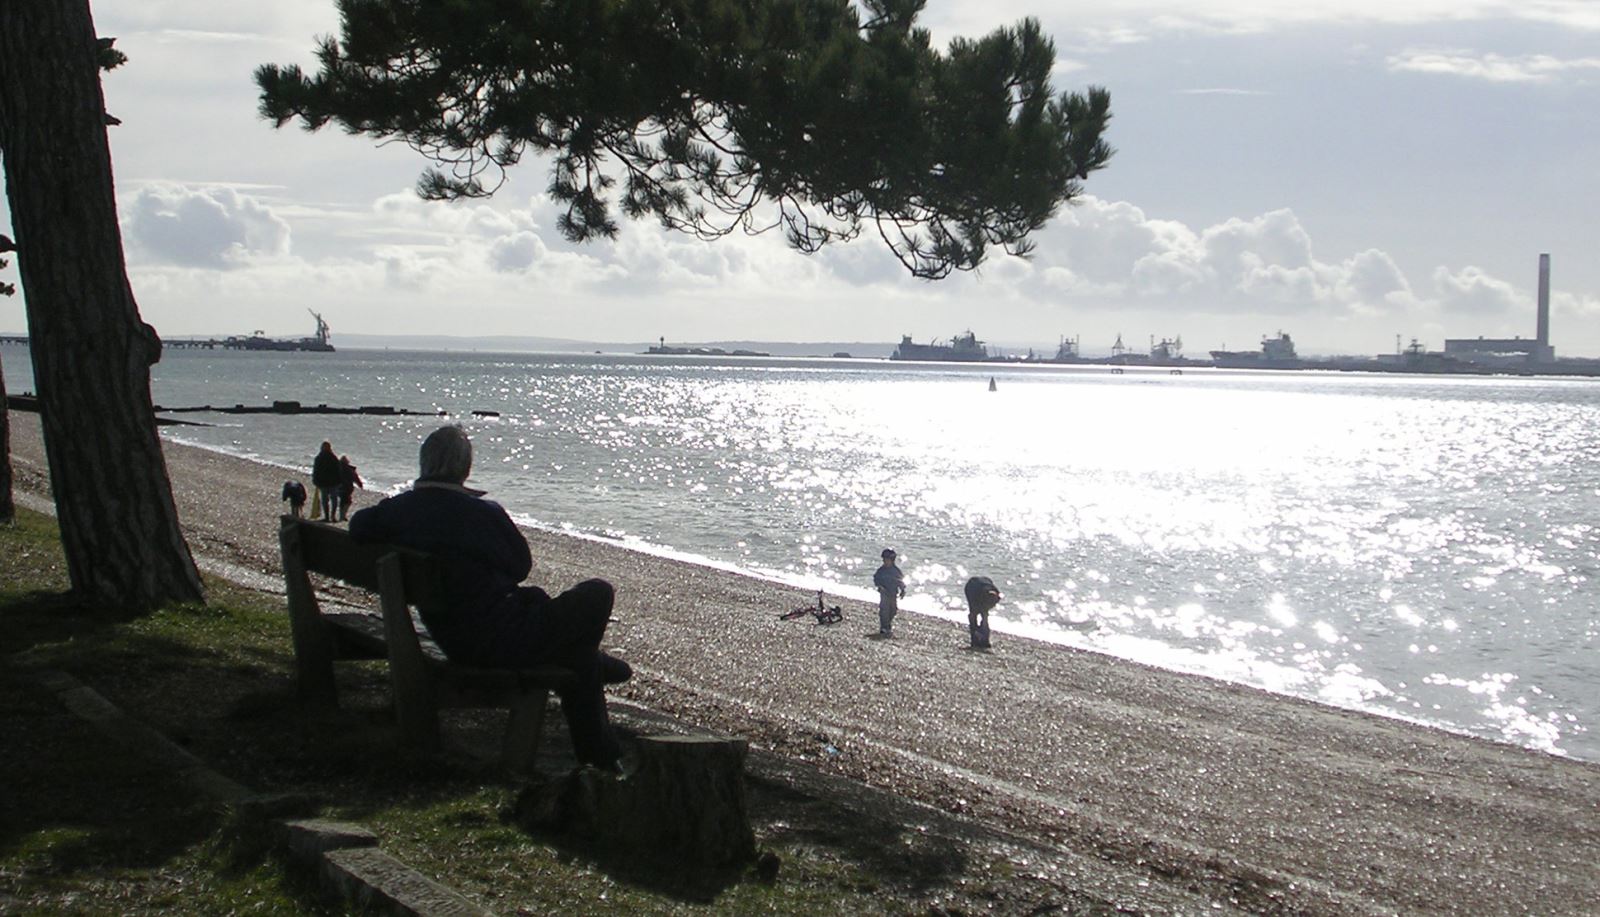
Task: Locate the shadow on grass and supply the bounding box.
[0,587,147,659]
[546,834,752,904]
[0,669,250,895]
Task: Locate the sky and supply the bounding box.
[2,0,1598,357]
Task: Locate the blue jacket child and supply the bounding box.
[873,548,906,637]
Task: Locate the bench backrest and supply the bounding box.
[280,514,454,714]
[281,515,445,610]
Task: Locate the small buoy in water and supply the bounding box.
[988,376,997,392]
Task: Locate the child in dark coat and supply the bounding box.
[963,576,1001,649]
[281,480,307,517]
[337,456,364,521]
[873,548,906,637]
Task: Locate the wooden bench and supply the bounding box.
[278,515,575,771]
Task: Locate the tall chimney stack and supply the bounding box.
[1537,253,1551,353]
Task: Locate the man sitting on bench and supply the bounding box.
[349,424,631,771]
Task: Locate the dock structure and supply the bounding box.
[4,312,339,352]
[3,336,294,350]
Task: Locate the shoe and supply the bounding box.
[598,652,632,685]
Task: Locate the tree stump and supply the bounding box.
[513,734,755,869]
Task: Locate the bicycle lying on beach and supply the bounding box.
[779,590,843,625]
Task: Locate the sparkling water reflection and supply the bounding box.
[5,348,1595,759]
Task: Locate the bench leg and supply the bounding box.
[392,680,442,752]
[281,521,338,710]
[503,689,551,773]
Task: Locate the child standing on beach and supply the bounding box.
[873,548,906,638]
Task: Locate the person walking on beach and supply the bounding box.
[349,425,631,770]
[281,480,307,518]
[873,548,907,638]
[312,441,341,522]
[337,455,363,522]
[963,576,1002,649]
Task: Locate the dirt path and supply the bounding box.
[11,411,1600,914]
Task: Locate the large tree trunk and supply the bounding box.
[0,0,203,606]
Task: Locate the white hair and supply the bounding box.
[418,425,472,483]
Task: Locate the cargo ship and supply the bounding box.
[891,330,988,361]
[1210,332,1299,369]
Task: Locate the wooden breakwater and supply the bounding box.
[6,393,205,427]
[154,400,450,417]
[6,394,501,420]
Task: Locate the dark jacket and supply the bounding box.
[312,449,342,489]
[874,563,905,598]
[338,459,363,495]
[964,576,1001,614]
[348,482,534,656]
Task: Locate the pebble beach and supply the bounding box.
[10,411,1600,915]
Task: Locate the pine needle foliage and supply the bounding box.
[257,0,1112,278]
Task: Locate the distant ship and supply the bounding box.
[1149,335,1184,364]
[1210,332,1299,369]
[892,330,988,362]
[223,310,335,352]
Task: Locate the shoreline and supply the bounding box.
[93,412,1574,763]
[153,410,1598,766]
[10,411,1600,914]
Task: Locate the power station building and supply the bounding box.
[1444,253,1555,364]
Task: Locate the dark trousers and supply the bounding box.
[318,485,338,521]
[527,579,617,767]
[442,579,619,766]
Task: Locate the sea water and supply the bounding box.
[5,346,1597,761]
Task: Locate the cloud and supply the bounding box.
[1340,250,1416,315]
[371,192,535,240]
[950,1,1600,51]
[1176,88,1272,96]
[1431,265,1524,315]
[123,183,291,268]
[103,1,339,46]
[1553,290,1600,323]
[1388,48,1600,82]
[489,232,544,273]
[1021,198,1418,316]
[109,178,1548,352]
